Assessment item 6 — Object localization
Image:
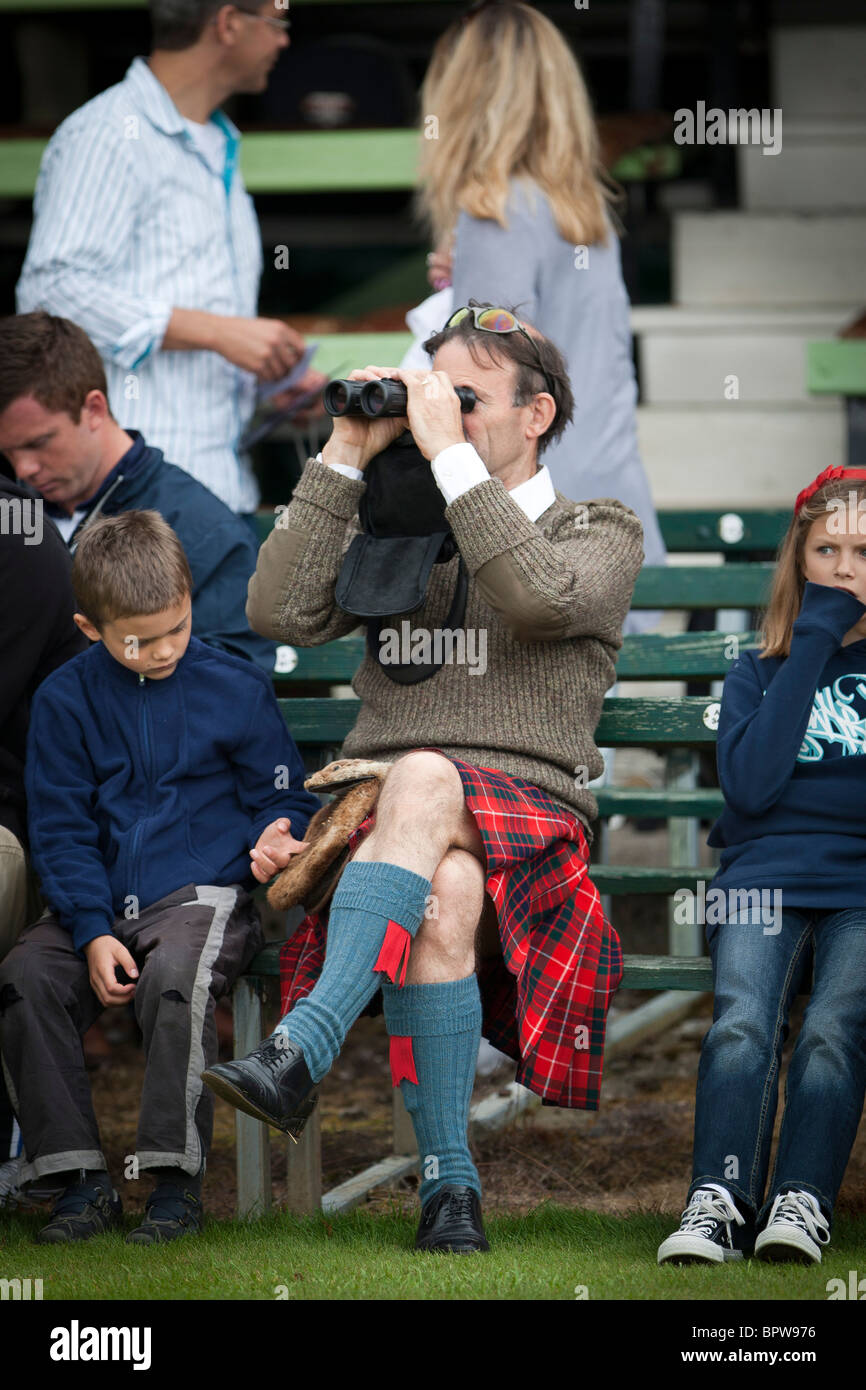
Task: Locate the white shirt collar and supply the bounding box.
[508,464,556,522]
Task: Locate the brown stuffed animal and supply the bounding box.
[266,759,392,914]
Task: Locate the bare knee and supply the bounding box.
[411,849,484,973]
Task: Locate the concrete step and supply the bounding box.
[636,403,845,508]
[774,27,866,119]
[738,120,866,211]
[630,305,849,404]
[673,212,866,307]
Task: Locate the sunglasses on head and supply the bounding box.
[445,305,555,397]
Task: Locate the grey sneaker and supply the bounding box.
[658,1183,747,1264]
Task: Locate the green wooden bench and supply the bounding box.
[230,688,735,1216]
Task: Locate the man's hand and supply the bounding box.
[84,935,139,1008]
[268,367,329,424]
[211,316,306,380]
[250,817,309,883]
[321,366,409,473]
[389,368,466,462]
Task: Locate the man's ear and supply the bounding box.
[73,612,101,644]
[525,392,557,443]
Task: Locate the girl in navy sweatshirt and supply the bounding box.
[658,465,866,1267]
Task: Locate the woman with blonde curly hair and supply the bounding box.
[414,0,666,630]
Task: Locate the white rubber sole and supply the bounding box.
[658,1232,744,1265]
[754,1225,823,1264]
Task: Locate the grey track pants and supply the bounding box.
[0,882,263,1183]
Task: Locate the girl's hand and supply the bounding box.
[250,818,309,883]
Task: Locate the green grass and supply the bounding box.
[3,1203,865,1300]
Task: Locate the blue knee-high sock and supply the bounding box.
[274,861,431,1083]
[382,974,482,1206]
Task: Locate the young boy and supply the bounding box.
[0,510,318,1245]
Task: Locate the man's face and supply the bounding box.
[224,0,290,93]
[430,339,540,478]
[76,600,193,680]
[0,394,105,511]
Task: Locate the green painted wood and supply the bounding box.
[657,509,788,553]
[0,130,680,198]
[245,943,714,990]
[807,341,866,397]
[595,696,721,746]
[632,563,774,609]
[595,788,723,818]
[619,955,712,990]
[616,631,758,679]
[278,693,723,747]
[274,636,366,683]
[592,865,705,894]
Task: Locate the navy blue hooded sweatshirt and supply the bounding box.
[26,635,319,954]
[708,580,866,914]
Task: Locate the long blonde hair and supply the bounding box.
[759,478,866,658]
[416,1,618,251]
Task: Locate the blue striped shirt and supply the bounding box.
[17,57,263,513]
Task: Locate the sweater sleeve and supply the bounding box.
[25,682,117,955]
[229,678,321,847]
[443,478,645,643]
[716,581,866,817]
[246,459,365,645]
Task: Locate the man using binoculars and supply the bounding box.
[204,304,644,1253]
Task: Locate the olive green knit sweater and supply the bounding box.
[248,459,644,833]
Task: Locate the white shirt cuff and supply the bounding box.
[430,442,490,505]
[317,451,363,481]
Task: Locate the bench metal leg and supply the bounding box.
[232,976,271,1219]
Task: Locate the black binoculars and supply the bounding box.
[324,377,476,418]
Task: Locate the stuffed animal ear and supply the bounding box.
[266,779,382,911]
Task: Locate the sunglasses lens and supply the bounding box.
[476,309,517,332]
[447,308,472,327]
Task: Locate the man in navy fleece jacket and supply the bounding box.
[0,510,318,1247]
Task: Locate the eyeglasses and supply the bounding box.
[445,305,555,397]
[234,7,291,34]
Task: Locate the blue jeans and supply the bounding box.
[690,907,866,1233]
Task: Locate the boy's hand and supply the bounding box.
[83,935,139,1007]
[250,818,309,883]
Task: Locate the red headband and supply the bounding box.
[794,465,866,516]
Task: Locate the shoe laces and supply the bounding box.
[437,1188,477,1223]
[679,1184,744,1239]
[766,1190,830,1245]
[260,1034,294,1073]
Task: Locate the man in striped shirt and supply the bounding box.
[17,0,321,515]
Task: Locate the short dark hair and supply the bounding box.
[422,300,574,456]
[0,312,112,423]
[149,0,229,50]
[72,511,193,628]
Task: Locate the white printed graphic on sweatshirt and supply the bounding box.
[797,674,866,760]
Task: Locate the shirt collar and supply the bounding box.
[508,464,556,522]
[123,56,240,143]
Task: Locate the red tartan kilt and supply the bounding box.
[279,753,623,1109]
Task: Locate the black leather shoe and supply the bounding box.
[415,1185,490,1253]
[201,1035,317,1141]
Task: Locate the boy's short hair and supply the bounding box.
[72,511,193,628]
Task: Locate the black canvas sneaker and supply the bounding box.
[657,1183,747,1264]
